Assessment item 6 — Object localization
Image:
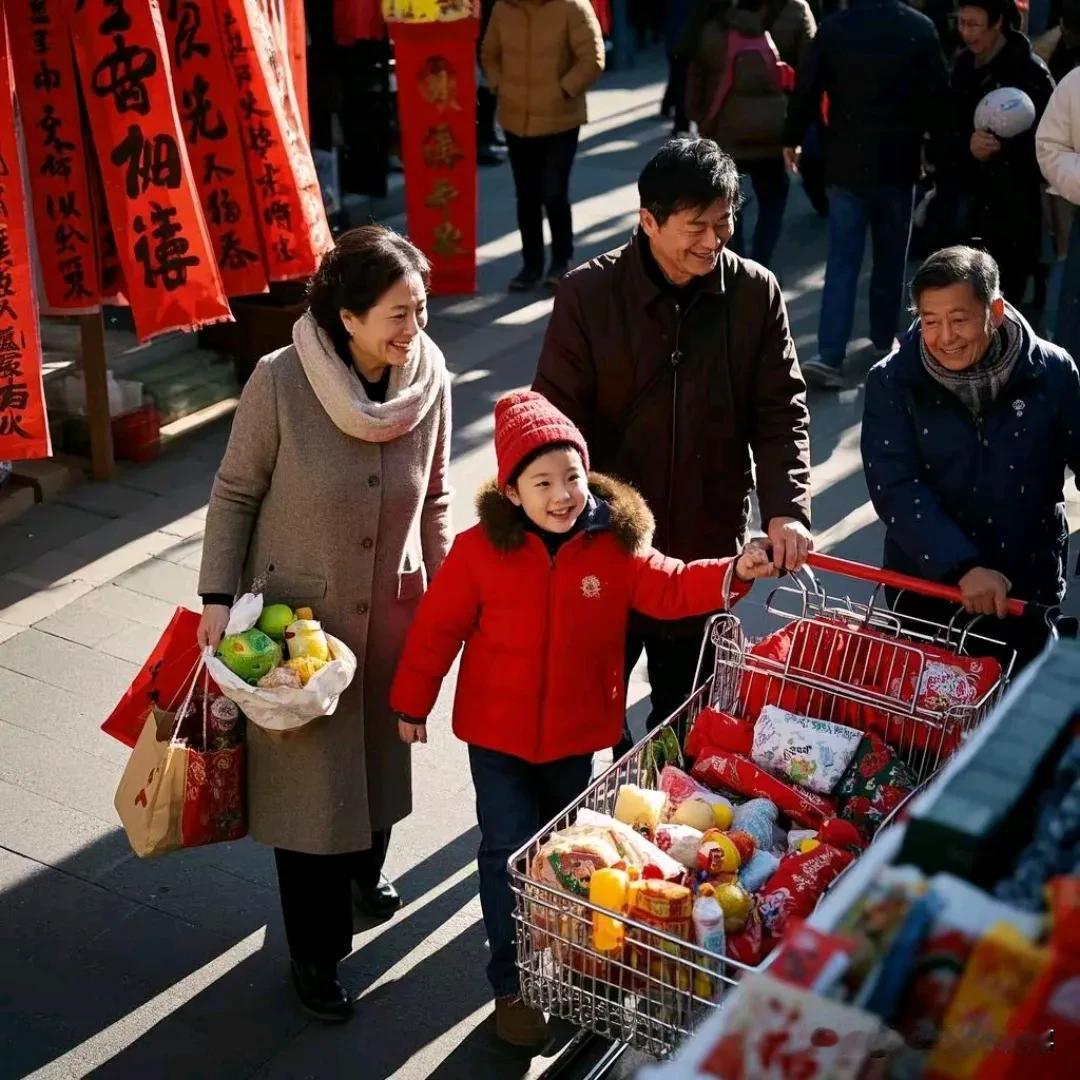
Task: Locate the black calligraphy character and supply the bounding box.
[168,1,211,68]
[32,29,49,55]
[0,378,30,411]
[133,203,199,291]
[33,60,62,94]
[254,162,282,198]
[272,234,297,264]
[237,89,270,122]
[222,9,247,63]
[38,105,74,179]
[100,0,132,34]
[207,188,241,227]
[0,225,11,262]
[59,256,94,301]
[262,199,292,231]
[201,153,235,184]
[0,413,31,438]
[181,74,227,143]
[0,326,22,370]
[30,0,49,25]
[247,122,274,159]
[0,263,16,320]
[219,230,259,270]
[46,192,81,221]
[110,125,181,199]
[55,222,90,254]
[92,35,156,115]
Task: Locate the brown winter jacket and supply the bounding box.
[533,232,810,633]
[687,1,816,161]
[481,0,605,138]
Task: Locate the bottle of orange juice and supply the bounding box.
[590,865,631,952]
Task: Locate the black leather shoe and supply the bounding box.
[508,268,543,292]
[290,958,353,1022]
[352,874,402,919]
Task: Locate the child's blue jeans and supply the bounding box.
[468,744,594,998]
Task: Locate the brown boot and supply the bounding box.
[494,995,549,1048]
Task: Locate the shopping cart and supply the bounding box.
[509,555,1056,1073]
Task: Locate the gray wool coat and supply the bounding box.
[198,330,453,855]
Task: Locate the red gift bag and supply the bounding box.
[102,607,204,748]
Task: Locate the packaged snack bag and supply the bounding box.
[692,749,838,829]
[751,705,863,794]
[685,707,754,759]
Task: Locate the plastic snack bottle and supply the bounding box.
[590,866,630,952]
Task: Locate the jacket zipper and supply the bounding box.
[665,301,688,545]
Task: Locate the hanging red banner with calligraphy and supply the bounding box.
[389,18,478,295]
[86,125,129,304]
[7,0,102,315]
[71,0,231,342]
[0,11,52,461]
[215,0,331,281]
[161,0,268,297]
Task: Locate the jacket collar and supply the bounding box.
[627,229,728,306]
[889,303,1047,392]
[475,472,656,554]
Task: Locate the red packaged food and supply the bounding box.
[691,749,838,829]
[726,903,765,967]
[685,707,754,759]
[757,844,855,943]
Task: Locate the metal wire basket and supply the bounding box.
[508,555,1034,1061]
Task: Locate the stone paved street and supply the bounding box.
[1,57,1078,1080]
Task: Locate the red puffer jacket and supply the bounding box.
[391,474,747,763]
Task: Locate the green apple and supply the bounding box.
[216,629,282,684]
[257,602,295,642]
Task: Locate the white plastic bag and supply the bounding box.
[205,594,358,733]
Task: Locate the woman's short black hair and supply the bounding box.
[507,441,583,488]
[638,138,742,227]
[307,225,431,355]
[910,245,1001,311]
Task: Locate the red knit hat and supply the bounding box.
[494,391,590,489]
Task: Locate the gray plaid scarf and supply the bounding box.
[920,311,1023,416]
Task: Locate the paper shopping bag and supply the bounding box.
[114,681,247,857]
[102,607,203,748]
[114,707,189,857]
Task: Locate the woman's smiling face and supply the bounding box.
[344,271,428,369]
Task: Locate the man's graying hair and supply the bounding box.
[638,138,743,226]
[910,246,1002,311]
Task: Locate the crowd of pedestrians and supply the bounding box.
[189,0,1080,1047]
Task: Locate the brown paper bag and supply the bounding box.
[114,706,188,857]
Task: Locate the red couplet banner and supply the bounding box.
[0,10,51,461]
[160,0,269,298]
[215,0,331,282]
[7,0,102,314]
[71,0,231,341]
[391,18,478,296]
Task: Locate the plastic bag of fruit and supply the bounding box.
[204,592,357,733]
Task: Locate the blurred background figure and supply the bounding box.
[687,0,816,271]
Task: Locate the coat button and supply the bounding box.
[362,537,374,550]
[356,602,369,615]
[368,474,380,487]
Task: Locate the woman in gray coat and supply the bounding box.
[197,226,453,1022]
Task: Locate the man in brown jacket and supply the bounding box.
[533,138,812,748]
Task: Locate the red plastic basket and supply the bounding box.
[112,404,161,463]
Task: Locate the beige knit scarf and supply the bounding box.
[292,311,445,443]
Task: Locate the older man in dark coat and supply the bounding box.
[534,137,812,747]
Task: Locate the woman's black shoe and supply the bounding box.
[352,874,402,919]
[290,959,353,1022]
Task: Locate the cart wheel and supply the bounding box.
[537,1027,631,1079]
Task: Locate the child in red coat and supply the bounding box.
[390,390,774,1047]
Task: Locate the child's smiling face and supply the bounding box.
[506,447,589,534]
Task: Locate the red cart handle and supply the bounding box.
[804,553,1055,621]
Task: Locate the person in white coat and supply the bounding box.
[1037,65,1080,359]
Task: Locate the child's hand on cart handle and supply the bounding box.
[397,713,428,745]
[736,539,780,581]
[958,567,1012,619]
[766,516,814,572]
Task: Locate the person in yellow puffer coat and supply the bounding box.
[481,0,604,291]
